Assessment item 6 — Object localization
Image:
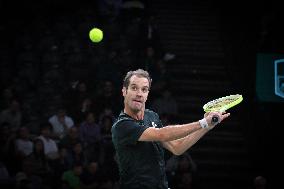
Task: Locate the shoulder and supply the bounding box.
[144,109,163,128]
[145,109,159,119]
[65,116,74,121]
[111,112,147,138]
[37,136,44,141]
[112,113,135,131]
[145,109,158,115]
[113,112,134,126]
[48,115,56,122]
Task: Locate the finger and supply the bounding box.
[221,113,230,120]
[204,112,209,118]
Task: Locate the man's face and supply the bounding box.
[42,127,50,138]
[69,127,78,139]
[74,166,83,176]
[86,113,95,123]
[57,110,66,118]
[122,75,149,113]
[19,127,29,139]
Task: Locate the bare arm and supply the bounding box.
[162,129,209,155]
[138,112,230,154]
[138,121,202,142]
[162,112,231,155]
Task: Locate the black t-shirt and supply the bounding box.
[111,109,168,189]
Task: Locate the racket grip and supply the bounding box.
[211,116,219,123]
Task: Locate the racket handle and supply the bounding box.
[212,116,219,123]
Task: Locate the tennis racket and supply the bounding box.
[203,94,243,123]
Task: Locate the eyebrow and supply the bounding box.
[129,84,149,89]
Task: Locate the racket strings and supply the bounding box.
[203,94,243,112]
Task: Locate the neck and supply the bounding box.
[124,107,144,121]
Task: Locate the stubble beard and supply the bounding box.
[131,102,142,113]
[128,99,145,114]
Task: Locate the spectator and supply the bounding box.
[0,122,13,157]
[22,138,51,178]
[0,87,16,110]
[166,152,197,189]
[79,112,101,162]
[74,97,97,124]
[62,162,83,189]
[80,161,101,189]
[253,175,267,189]
[48,107,74,141]
[0,161,14,189]
[14,127,33,158]
[151,89,178,120]
[37,123,59,160]
[96,80,122,116]
[120,0,145,25]
[98,107,116,124]
[150,60,172,99]
[14,172,30,189]
[0,99,22,132]
[99,115,115,167]
[48,147,69,189]
[59,126,81,150]
[66,142,87,170]
[95,50,123,85]
[64,81,93,121]
[138,46,159,74]
[20,138,52,189]
[139,15,164,57]
[0,122,19,175]
[96,0,123,22]
[100,115,113,139]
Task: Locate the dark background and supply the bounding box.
[0,0,283,188]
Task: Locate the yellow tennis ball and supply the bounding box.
[89,28,103,43]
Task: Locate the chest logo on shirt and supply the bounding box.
[151,122,157,128]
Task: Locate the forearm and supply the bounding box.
[164,128,209,155]
[139,111,229,142]
[157,121,202,142]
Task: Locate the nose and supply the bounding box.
[135,88,144,97]
[136,90,143,96]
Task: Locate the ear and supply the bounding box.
[122,87,126,97]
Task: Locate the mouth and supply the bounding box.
[133,99,143,104]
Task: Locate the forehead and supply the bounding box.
[129,75,149,87]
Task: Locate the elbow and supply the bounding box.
[168,141,184,156]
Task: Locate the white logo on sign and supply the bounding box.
[275,59,284,98]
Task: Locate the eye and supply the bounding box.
[142,88,149,93]
[130,85,138,91]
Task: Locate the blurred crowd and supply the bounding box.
[0,1,189,189]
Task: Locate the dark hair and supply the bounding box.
[123,69,152,89]
[40,121,52,131]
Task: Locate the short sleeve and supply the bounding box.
[113,120,149,145]
[144,109,164,129]
[153,112,164,129]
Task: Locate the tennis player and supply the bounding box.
[111,69,230,189]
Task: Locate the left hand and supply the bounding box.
[204,111,230,129]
